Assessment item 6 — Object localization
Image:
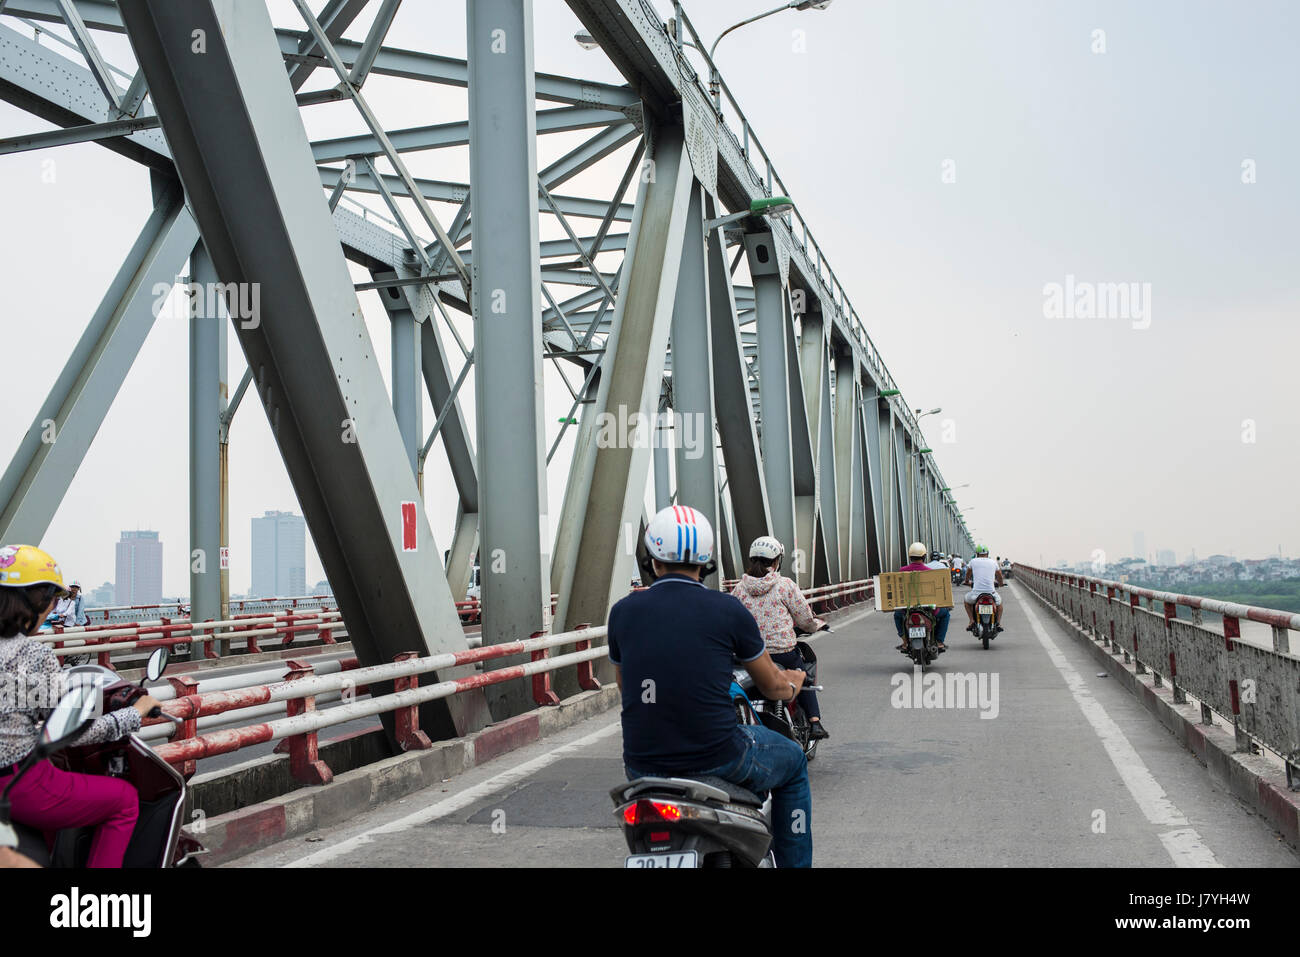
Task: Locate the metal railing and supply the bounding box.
[141,578,877,781]
[1016,563,1300,789]
[39,609,347,665]
[83,595,336,624]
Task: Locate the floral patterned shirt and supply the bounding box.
[730,573,825,653]
[0,634,141,768]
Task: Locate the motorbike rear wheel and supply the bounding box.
[982,634,989,650]
[790,707,816,761]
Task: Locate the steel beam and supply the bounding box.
[707,199,770,559]
[117,0,486,740]
[553,122,693,666]
[372,270,422,475]
[467,0,550,718]
[786,300,820,589]
[311,106,626,163]
[747,234,796,578]
[834,350,861,578]
[815,333,840,583]
[798,309,838,584]
[188,243,225,657]
[669,182,718,587]
[0,179,198,543]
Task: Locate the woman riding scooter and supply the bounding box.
[731,537,830,740]
[0,544,162,868]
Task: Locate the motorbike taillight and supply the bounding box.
[909,613,925,625]
[623,799,683,825]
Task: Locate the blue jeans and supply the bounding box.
[627,725,812,868]
[894,607,950,642]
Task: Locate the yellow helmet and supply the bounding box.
[908,541,928,559]
[0,544,69,594]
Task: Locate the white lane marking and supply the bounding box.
[281,719,622,868]
[1016,587,1221,868]
[813,605,874,639]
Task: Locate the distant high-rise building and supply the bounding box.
[251,510,307,597]
[1157,549,1176,566]
[1133,531,1145,562]
[115,530,163,606]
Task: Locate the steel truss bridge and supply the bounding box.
[0,0,972,736]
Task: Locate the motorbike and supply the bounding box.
[733,639,823,761]
[1,647,204,868]
[901,607,943,667]
[610,667,776,868]
[972,593,999,649]
[951,567,964,585]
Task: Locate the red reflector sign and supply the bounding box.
[401,502,418,552]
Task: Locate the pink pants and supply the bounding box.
[4,759,138,867]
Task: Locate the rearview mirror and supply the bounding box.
[38,684,97,755]
[145,647,169,683]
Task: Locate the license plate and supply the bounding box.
[908,626,927,638]
[625,851,698,868]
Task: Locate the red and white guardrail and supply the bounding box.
[140,577,876,782]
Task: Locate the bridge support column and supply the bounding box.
[706,195,770,561]
[374,272,423,477]
[553,121,694,667]
[835,351,868,580]
[119,0,486,742]
[467,0,551,719]
[859,386,886,575]
[653,392,672,511]
[748,236,798,579]
[669,183,719,586]
[189,242,226,660]
[799,309,839,584]
[786,295,821,589]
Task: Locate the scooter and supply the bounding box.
[971,593,999,649]
[611,667,776,868]
[2,648,204,867]
[733,639,824,761]
[901,607,943,667]
[0,681,98,861]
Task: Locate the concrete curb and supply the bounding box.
[191,685,621,865]
[1018,583,1300,850]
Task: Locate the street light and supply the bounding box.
[706,1,834,105]
[582,1,834,109]
[915,407,941,418]
[705,195,796,232]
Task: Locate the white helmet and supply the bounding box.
[748,536,784,561]
[643,505,714,566]
[908,541,927,559]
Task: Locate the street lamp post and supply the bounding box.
[707,2,834,105]
[578,2,833,109]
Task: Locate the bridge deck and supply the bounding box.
[232,585,1298,867]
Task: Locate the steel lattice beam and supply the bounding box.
[116,0,487,742]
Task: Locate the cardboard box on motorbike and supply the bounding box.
[873,569,954,612]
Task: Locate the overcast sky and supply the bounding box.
[1,0,1297,596]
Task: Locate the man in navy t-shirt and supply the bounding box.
[608,505,813,868]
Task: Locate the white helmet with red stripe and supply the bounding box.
[643,505,714,566]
